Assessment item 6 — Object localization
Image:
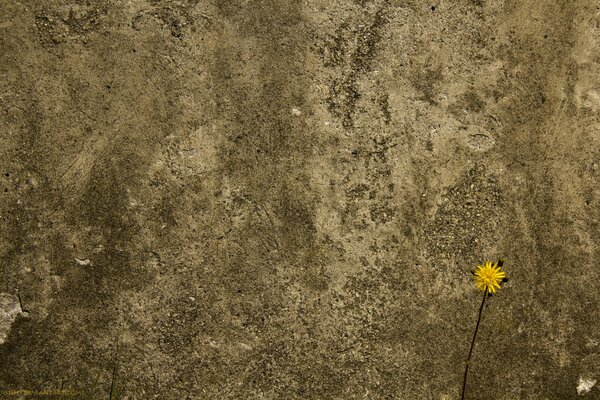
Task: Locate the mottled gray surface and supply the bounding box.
[1,0,599,399]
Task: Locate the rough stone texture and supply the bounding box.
[0,0,599,399]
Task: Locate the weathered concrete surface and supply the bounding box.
[0,0,599,398]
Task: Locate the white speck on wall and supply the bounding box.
[577,377,596,395]
[291,107,302,116]
[74,257,91,266]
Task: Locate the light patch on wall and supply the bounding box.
[0,293,21,345]
[577,377,596,396]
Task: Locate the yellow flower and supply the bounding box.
[473,261,506,294]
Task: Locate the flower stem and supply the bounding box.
[461,289,487,400]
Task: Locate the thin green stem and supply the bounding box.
[461,289,487,400]
[109,338,119,400]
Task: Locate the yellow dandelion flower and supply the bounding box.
[473,261,506,294]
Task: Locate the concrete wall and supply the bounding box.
[0,0,599,398]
